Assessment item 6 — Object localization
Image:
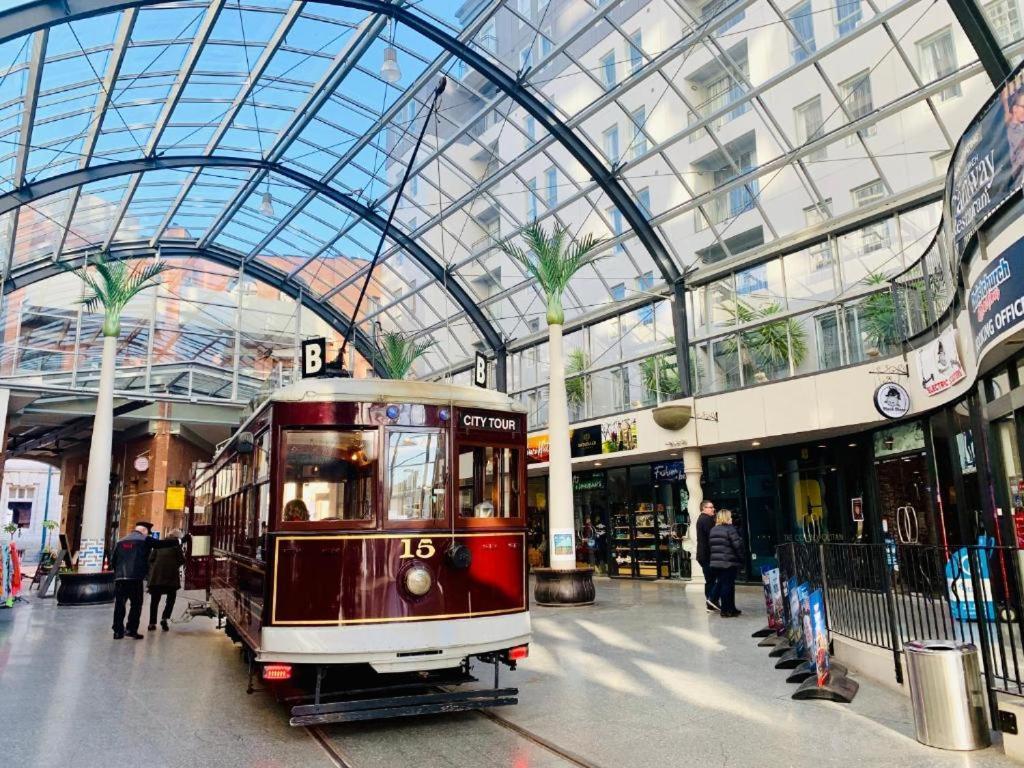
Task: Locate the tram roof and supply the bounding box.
[270,376,525,411]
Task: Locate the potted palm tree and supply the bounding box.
[376,330,433,379]
[60,254,169,605]
[860,272,899,358]
[499,223,605,605]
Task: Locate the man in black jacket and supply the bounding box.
[110,521,153,639]
[695,500,719,611]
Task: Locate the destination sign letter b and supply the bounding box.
[473,351,487,388]
[301,337,327,378]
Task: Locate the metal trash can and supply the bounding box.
[904,640,990,750]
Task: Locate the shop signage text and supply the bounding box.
[652,460,685,483]
[873,382,911,420]
[969,237,1024,356]
[570,425,602,457]
[527,434,549,464]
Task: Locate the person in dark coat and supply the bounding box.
[110,521,152,639]
[708,509,744,617]
[695,499,719,611]
[147,529,185,632]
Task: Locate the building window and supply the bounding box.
[631,106,647,160]
[714,150,757,219]
[931,150,952,178]
[628,29,644,74]
[525,116,536,147]
[601,50,616,89]
[851,179,885,208]
[804,199,833,270]
[701,60,749,129]
[516,0,531,20]
[481,21,497,54]
[545,166,557,207]
[836,0,862,36]
[851,180,889,252]
[7,485,34,528]
[409,174,418,197]
[794,96,825,161]
[839,70,875,143]
[984,0,1023,45]
[527,178,539,221]
[917,28,961,101]
[520,44,532,71]
[636,271,655,324]
[603,125,620,165]
[608,206,625,253]
[787,0,816,63]
[637,187,652,216]
[702,0,745,33]
[611,283,626,301]
[540,30,553,57]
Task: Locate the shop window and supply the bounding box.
[458,445,519,518]
[7,500,31,528]
[281,429,377,523]
[386,430,447,521]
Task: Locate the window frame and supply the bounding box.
[452,438,526,529]
[382,426,451,531]
[274,425,381,532]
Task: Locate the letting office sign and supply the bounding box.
[968,236,1024,356]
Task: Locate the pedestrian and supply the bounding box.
[110,521,152,639]
[708,509,744,618]
[147,529,185,632]
[695,499,719,611]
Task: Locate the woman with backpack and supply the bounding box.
[708,509,744,618]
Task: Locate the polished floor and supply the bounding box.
[0,578,1017,768]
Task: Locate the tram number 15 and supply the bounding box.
[399,538,436,559]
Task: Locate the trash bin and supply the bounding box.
[904,640,991,750]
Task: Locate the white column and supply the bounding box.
[683,446,703,583]
[546,323,576,570]
[79,333,117,572]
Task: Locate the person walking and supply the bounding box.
[695,499,719,611]
[147,529,185,632]
[110,521,152,639]
[708,509,744,618]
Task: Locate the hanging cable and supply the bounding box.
[337,76,448,373]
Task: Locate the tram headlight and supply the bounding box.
[404,565,433,597]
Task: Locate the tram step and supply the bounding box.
[290,687,519,725]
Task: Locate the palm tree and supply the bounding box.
[860,271,899,356]
[499,223,605,573]
[376,330,433,379]
[640,352,680,402]
[69,254,170,572]
[565,348,588,417]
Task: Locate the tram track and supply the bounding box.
[305,710,607,768]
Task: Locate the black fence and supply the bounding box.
[776,541,1024,723]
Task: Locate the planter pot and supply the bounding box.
[866,347,881,358]
[57,571,115,606]
[533,566,595,606]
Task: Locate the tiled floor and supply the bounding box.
[0,577,1016,767]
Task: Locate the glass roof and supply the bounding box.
[0,0,1015,379]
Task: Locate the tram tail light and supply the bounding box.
[262,664,292,681]
[508,645,529,661]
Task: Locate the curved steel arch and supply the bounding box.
[5,241,389,378]
[0,153,507,383]
[0,0,691,391]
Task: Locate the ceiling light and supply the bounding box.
[594,461,603,466]
[381,45,401,84]
[260,190,275,217]
[751,440,761,446]
[848,442,857,448]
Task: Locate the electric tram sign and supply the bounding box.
[458,409,522,434]
[301,337,327,378]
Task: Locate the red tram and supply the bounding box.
[186,378,530,724]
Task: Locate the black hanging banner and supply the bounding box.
[473,351,487,388]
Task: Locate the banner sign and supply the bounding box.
[917,326,966,396]
[946,535,996,620]
[527,433,549,464]
[950,71,1024,259]
[570,425,602,457]
[968,236,1024,356]
[788,578,806,657]
[798,583,814,663]
[809,589,830,686]
[652,460,685,483]
[600,417,637,453]
[761,566,785,632]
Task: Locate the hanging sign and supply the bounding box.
[133,455,149,473]
[917,327,966,395]
[301,337,327,378]
[968,237,1024,356]
[473,351,488,388]
[873,382,911,419]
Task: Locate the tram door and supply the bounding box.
[184,473,213,592]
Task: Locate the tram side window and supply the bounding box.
[281,429,377,523]
[385,430,447,520]
[458,446,520,518]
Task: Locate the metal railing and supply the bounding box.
[777,541,1024,723]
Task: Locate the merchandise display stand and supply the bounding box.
[768,639,792,657]
[792,671,859,703]
[751,626,774,638]
[774,647,804,669]
[757,634,783,647]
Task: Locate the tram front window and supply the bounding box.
[458,446,519,518]
[385,430,447,520]
[281,429,377,524]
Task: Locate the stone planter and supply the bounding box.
[533,566,595,606]
[57,571,115,606]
